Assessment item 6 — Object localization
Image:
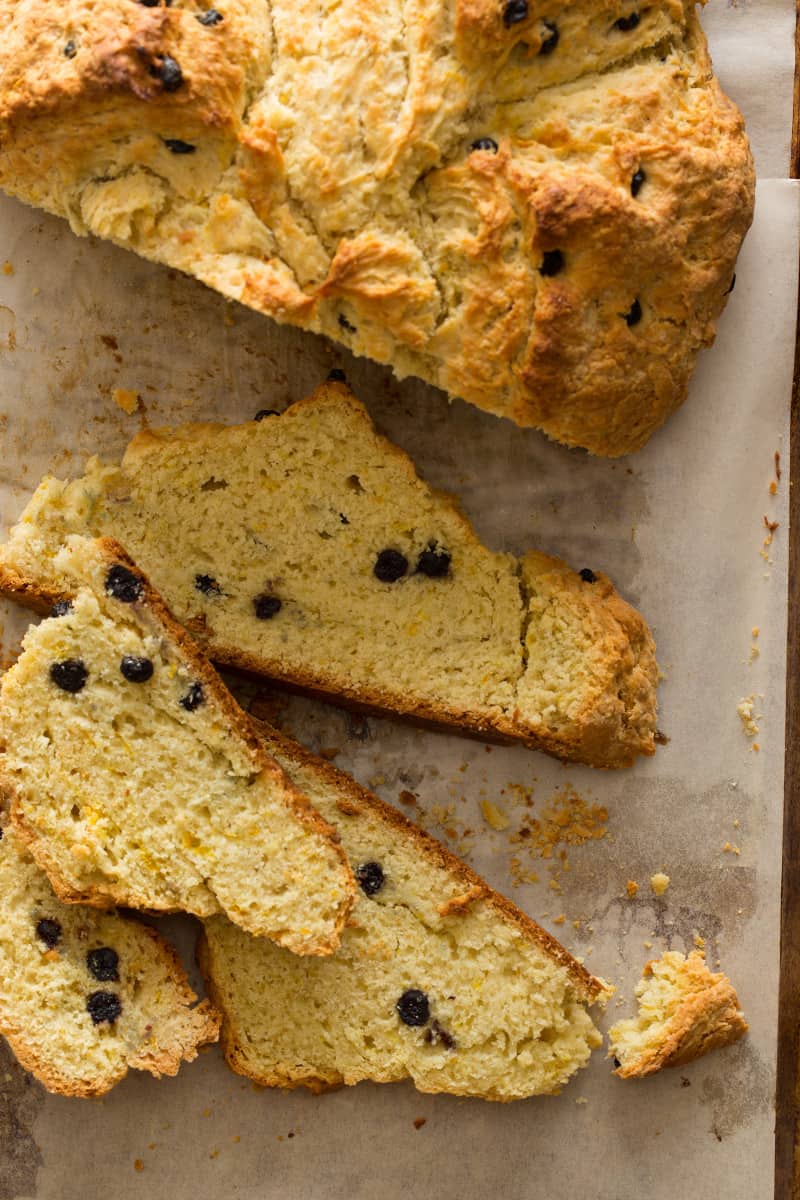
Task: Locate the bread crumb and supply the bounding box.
[398,789,417,806]
[553,914,566,925]
[574,1097,588,1106]
[737,696,759,737]
[232,1136,240,1144]
[722,842,741,856]
[112,388,140,414]
[480,800,510,831]
[752,627,759,639]
[694,934,705,950]
[413,1117,427,1130]
[650,873,670,897]
[1,261,13,276]
[134,1160,144,1173]
[769,480,778,496]
[644,941,653,949]
[626,880,639,899]
[209,1150,219,1160]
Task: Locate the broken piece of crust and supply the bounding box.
[608,950,747,1079]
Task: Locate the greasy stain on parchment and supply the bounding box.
[0,1039,44,1200]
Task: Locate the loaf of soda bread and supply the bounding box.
[0,817,219,1097]
[0,2,752,454]
[199,721,609,1100]
[608,950,747,1078]
[0,536,354,954]
[0,384,659,768]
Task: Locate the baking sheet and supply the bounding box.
[0,6,797,1199]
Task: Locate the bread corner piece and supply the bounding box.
[0,535,354,955]
[608,950,747,1079]
[0,817,219,1097]
[199,723,612,1102]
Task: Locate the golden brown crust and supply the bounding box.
[0,388,658,768]
[2,537,355,953]
[0,820,220,1097]
[251,717,606,1002]
[0,1,753,455]
[613,952,748,1079]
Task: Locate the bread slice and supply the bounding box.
[0,536,354,955]
[0,1,752,454]
[199,722,608,1101]
[608,950,747,1078]
[0,383,658,768]
[0,817,219,1097]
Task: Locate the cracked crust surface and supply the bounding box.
[0,817,220,1097]
[0,384,658,768]
[199,718,610,1101]
[0,535,354,954]
[0,1,753,454]
[608,950,748,1078]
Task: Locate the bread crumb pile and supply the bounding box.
[509,785,608,888]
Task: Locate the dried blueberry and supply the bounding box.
[614,12,641,31]
[417,545,451,578]
[327,368,347,382]
[50,659,88,694]
[338,313,357,334]
[154,55,183,91]
[579,568,597,583]
[120,655,154,683]
[162,138,196,155]
[624,298,643,327]
[254,408,280,420]
[539,19,559,54]
[180,682,205,712]
[86,990,122,1025]
[540,249,564,277]
[36,918,62,949]
[87,947,120,982]
[503,0,528,26]
[254,594,282,620]
[50,600,73,618]
[197,8,224,24]
[397,989,430,1027]
[631,168,646,197]
[374,549,408,583]
[470,137,498,153]
[63,40,77,58]
[195,573,222,596]
[106,565,143,603]
[355,861,385,896]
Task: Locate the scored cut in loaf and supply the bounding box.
[608,950,747,1078]
[0,817,219,1097]
[0,383,658,769]
[0,535,354,954]
[199,721,609,1101]
[0,1,752,455]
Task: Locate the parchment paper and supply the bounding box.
[0,6,796,1198]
